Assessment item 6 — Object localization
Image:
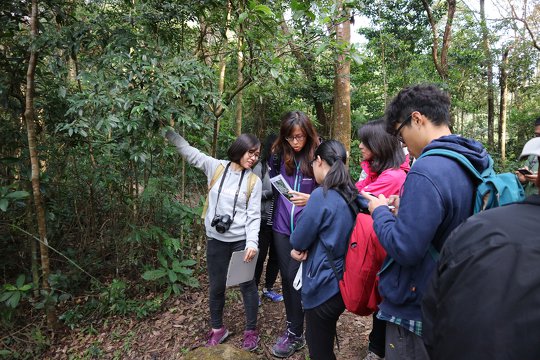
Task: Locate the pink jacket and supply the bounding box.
[355,155,410,196]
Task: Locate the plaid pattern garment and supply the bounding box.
[377,310,423,337]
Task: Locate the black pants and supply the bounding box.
[273,231,304,335]
[368,313,386,357]
[385,322,429,360]
[254,223,279,289]
[305,292,345,360]
[206,238,258,330]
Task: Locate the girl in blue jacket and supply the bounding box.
[290,140,358,360]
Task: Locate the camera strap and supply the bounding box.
[212,162,246,221]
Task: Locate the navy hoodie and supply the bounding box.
[372,135,490,325]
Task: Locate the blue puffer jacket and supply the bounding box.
[372,135,490,322]
[290,188,356,310]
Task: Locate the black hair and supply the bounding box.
[261,133,277,164]
[314,140,358,203]
[534,117,540,127]
[384,84,451,134]
[272,111,320,177]
[357,119,406,174]
[261,133,277,177]
[227,134,260,164]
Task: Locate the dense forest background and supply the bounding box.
[1,0,539,358]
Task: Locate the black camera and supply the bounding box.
[211,214,233,233]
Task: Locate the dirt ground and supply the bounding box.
[45,272,372,359]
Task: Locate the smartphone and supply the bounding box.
[518,168,533,175]
[364,192,395,210]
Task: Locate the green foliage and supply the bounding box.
[100,279,162,318]
[2,2,540,358]
[59,279,163,329]
[0,187,29,212]
[0,275,32,309]
[140,227,199,300]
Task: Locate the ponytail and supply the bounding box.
[315,140,358,203]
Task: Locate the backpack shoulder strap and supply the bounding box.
[208,163,225,190]
[325,189,360,282]
[201,163,226,219]
[419,148,485,182]
[335,189,361,218]
[272,153,281,175]
[246,172,258,205]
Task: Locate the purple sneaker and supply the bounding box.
[205,327,229,347]
[271,329,305,358]
[242,329,259,351]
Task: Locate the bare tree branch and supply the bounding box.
[508,0,540,51]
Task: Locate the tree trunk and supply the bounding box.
[26,193,40,299]
[499,47,511,163]
[331,1,351,157]
[422,0,456,81]
[236,34,244,136]
[480,0,495,149]
[377,7,388,106]
[212,0,232,156]
[24,0,57,329]
[212,56,227,157]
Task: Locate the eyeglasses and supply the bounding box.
[394,114,412,143]
[247,150,260,159]
[285,134,306,143]
[309,158,316,167]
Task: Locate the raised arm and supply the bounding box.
[165,129,221,178]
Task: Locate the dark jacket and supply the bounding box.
[372,135,490,322]
[422,195,540,360]
[289,188,356,309]
[252,162,273,223]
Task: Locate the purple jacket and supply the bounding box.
[269,156,318,236]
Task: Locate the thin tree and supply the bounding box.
[235,12,244,136]
[508,0,540,52]
[499,46,512,163]
[422,0,457,81]
[480,0,495,149]
[212,0,232,156]
[24,0,57,329]
[331,0,352,156]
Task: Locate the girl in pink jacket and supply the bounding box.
[355,119,410,360]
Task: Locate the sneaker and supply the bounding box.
[205,327,229,347]
[363,350,384,360]
[271,329,305,358]
[242,329,259,351]
[258,295,262,307]
[262,288,284,302]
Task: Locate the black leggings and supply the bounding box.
[273,231,304,335]
[305,292,345,360]
[254,223,279,289]
[206,238,258,330]
[369,313,386,357]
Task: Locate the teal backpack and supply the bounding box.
[419,149,525,212]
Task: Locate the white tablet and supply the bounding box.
[226,250,259,287]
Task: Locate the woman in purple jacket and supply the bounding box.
[269,111,320,358]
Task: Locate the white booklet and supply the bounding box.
[226,250,259,287]
[270,174,293,202]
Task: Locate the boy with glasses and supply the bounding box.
[362,84,491,360]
